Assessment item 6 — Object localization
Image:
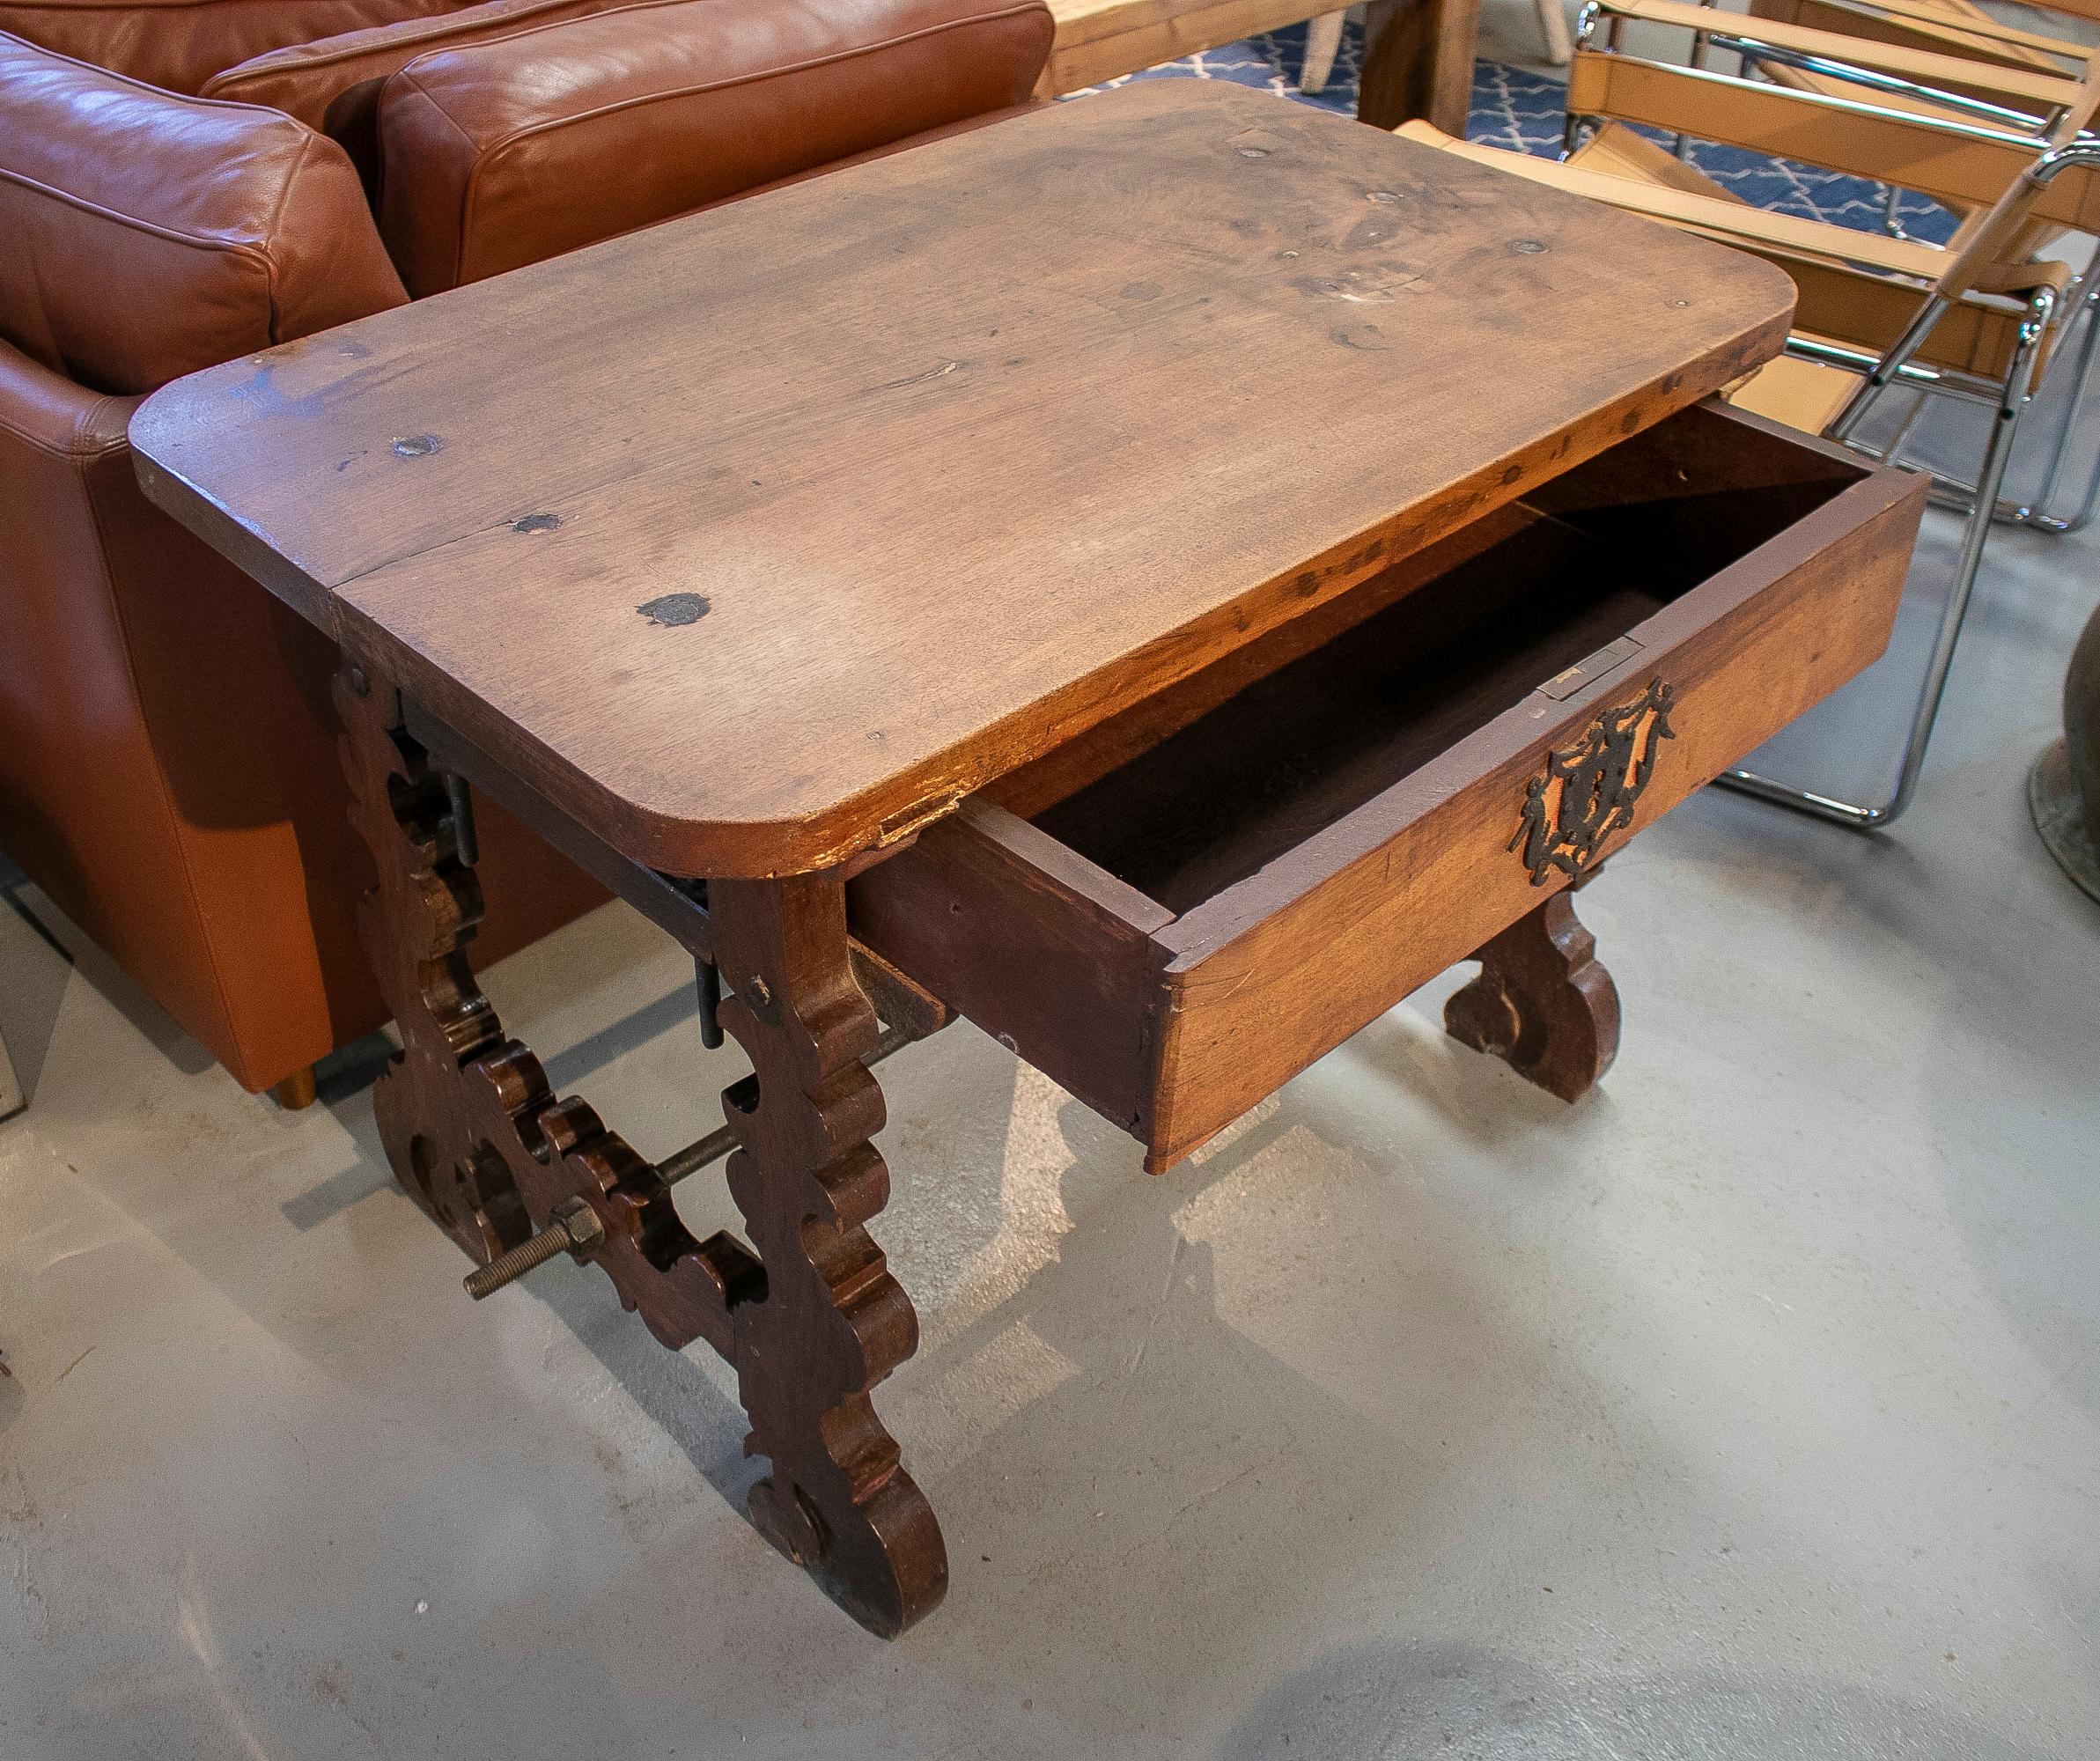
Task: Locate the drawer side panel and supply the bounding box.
[849,800,1170,1137]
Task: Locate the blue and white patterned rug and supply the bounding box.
[1068,21,1958,244]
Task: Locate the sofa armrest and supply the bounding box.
[0,336,335,1090]
[376,0,1056,294]
[0,339,134,461]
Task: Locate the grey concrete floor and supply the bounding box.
[4,425,2100,1757]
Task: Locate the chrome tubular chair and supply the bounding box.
[1526,6,2100,824]
[1400,99,2100,826]
[1566,0,2100,538]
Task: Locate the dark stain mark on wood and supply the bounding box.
[1121,281,1163,302]
[393,434,443,459]
[1330,324,1388,351]
[1510,239,1547,255]
[512,512,562,534]
[637,593,711,627]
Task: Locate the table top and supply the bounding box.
[132,82,1794,879]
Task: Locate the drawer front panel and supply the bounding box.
[1145,469,1923,1164]
[852,409,1926,1173]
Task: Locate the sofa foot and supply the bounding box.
[270,1065,319,1110]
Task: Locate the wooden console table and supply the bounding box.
[133,84,1921,1636]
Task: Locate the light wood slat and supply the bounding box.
[1753,0,2084,69]
[1036,0,1342,92]
[1564,54,2100,230]
[1597,0,2083,106]
[1726,350,1863,430]
[1401,120,2060,378]
[1396,120,1959,275]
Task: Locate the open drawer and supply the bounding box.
[850,402,1927,1169]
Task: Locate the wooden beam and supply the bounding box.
[1359,0,1483,130]
[1037,0,1344,94]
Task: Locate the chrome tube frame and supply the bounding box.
[1847,187,2100,535]
[1560,45,2052,149]
[1830,144,2100,438]
[1549,58,2100,823]
[1722,36,2056,134]
[1881,182,1912,240]
[1674,26,1712,158]
[1565,3,1604,157]
[1721,141,2100,826]
[1718,284,2053,829]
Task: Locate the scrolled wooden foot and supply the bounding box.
[1444,890,1620,1102]
[712,873,947,1639]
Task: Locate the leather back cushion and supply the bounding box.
[0,0,458,93]
[377,0,1055,295]
[200,0,630,188]
[0,33,409,394]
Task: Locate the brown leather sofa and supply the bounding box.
[0,0,1052,1104]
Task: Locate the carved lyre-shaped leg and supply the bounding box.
[1443,889,1620,1102]
[337,662,941,1634]
[711,873,947,1639]
[335,659,531,1262]
[337,659,758,1325]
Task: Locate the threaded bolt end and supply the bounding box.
[465,1221,571,1300]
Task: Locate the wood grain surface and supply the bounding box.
[132,81,1794,879]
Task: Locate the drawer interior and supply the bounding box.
[1017,402,1867,916]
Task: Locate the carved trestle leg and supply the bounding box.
[710,873,947,1638]
[335,659,529,1262]
[1442,888,1620,1102]
[335,659,941,1634]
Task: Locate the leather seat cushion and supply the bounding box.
[200,0,630,187]
[0,0,458,93]
[376,0,1056,295]
[0,33,408,394]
